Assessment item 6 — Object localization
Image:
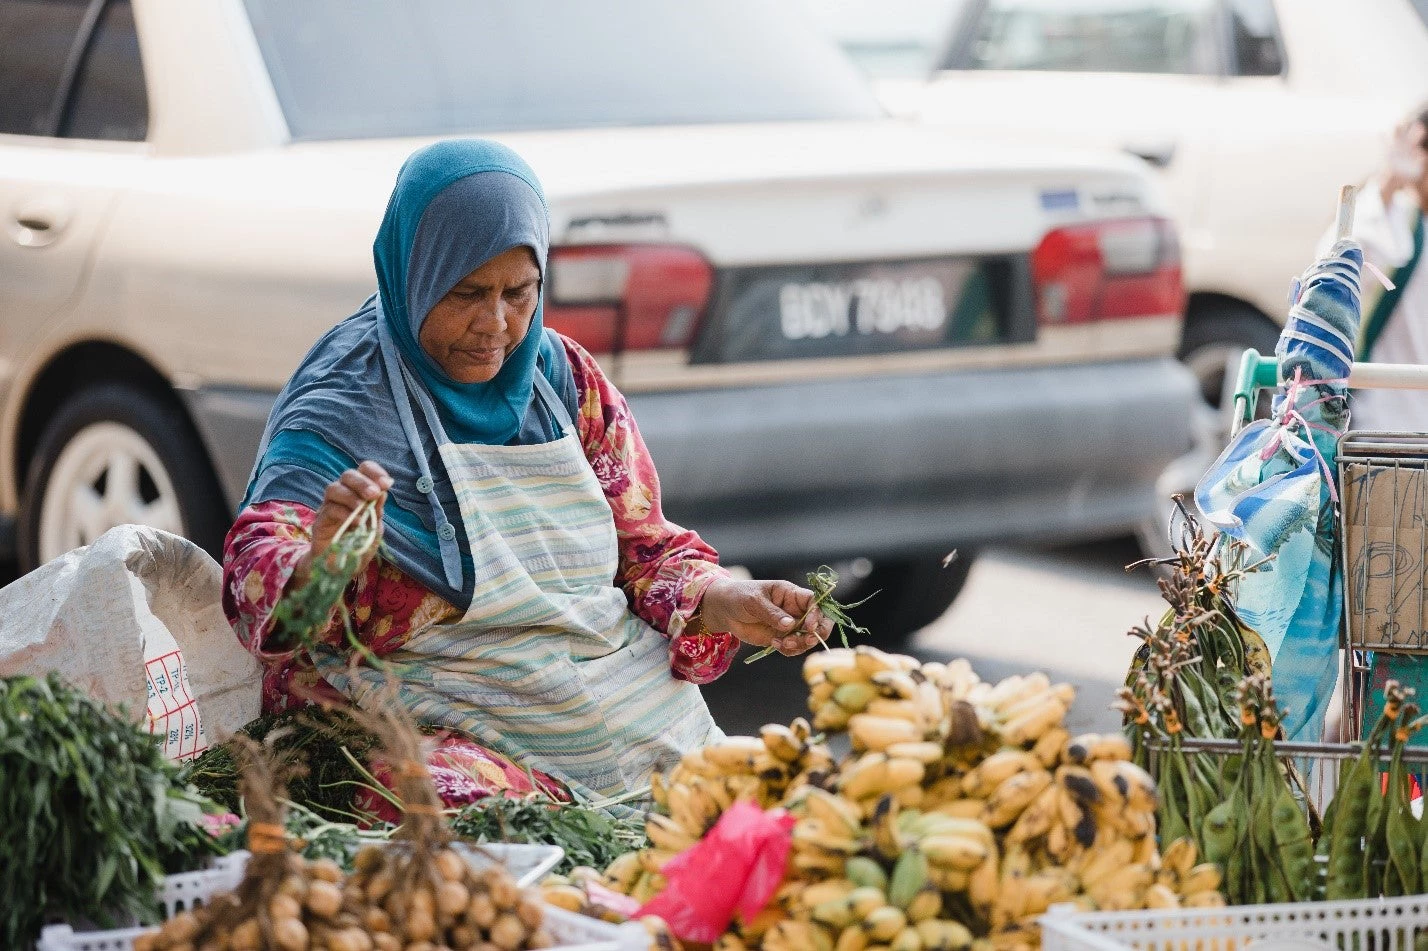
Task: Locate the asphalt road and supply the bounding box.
[701,538,1164,737]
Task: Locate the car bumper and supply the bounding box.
[629,357,1199,565]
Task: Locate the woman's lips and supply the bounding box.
[459,345,504,361]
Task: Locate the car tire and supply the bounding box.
[1180,303,1282,409]
[18,383,229,571]
[845,553,977,649]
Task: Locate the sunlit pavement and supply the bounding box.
[702,539,1165,737]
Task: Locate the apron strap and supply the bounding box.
[376,319,465,592]
[532,369,577,438]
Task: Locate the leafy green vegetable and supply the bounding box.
[267,499,381,656]
[745,565,876,664]
[181,708,381,819]
[450,793,648,874]
[0,672,225,946]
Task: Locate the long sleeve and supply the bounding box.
[562,337,739,684]
[222,499,457,710]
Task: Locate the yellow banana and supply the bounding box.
[802,787,866,836]
[646,814,699,852]
[794,849,853,876]
[650,771,668,809]
[929,798,986,820]
[850,886,891,919]
[666,783,706,837]
[1066,732,1134,764]
[1075,836,1134,890]
[714,934,749,951]
[915,680,947,733]
[1005,781,1059,845]
[704,736,765,770]
[916,920,974,951]
[1108,808,1155,840]
[805,649,858,681]
[792,817,863,854]
[1182,890,1228,908]
[999,682,1070,722]
[1032,726,1070,768]
[827,663,870,685]
[928,865,971,892]
[982,769,1053,828]
[987,672,1050,710]
[863,906,909,942]
[962,749,1041,798]
[1180,863,1223,896]
[886,741,946,764]
[905,889,943,924]
[851,714,924,751]
[919,834,989,871]
[999,694,1067,746]
[799,879,858,908]
[891,927,924,951]
[854,645,901,677]
[836,925,872,951]
[810,679,837,708]
[1159,837,1196,880]
[866,698,925,722]
[872,670,921,701]
[639,847,679,874]
[603,851,642,892]
[540,884,587,912]
[1109,760,1158,811]
[1019,871,1075,917]
[1144,883,1180,909]
[1087,863,1154,911]
[762,723,806,763]
[967,850,1000,913]
[841,753,926,800]
[1046,817,1071,861]
[908,814,994,845]
[791,716,813,743]
[894,783,926,810]
[811,898,858,931]
[765,920,835,951]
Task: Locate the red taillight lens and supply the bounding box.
[544,245,714,354]
[1031,217,1183,325]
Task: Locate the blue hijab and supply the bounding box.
[247,140,577,609]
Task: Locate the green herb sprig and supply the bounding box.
[744,565,876,664]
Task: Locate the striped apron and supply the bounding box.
[314,365,720,802]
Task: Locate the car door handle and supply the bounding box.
[10,199,70,248]
[1123,141,1177,168]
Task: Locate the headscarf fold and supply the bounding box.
[246,139,574,608]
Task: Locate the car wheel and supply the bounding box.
[1180,303,1281,409]
[19,384,228,570]
[845,553,977,649]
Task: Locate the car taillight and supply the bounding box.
[544,245,714,353]
[1031,217,1183,325]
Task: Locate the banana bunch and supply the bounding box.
[601,652,1227,951]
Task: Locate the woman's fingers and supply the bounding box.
[358,460,395,490]
[340,467,387,502]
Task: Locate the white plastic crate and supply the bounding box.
[38,847,649,951]
[455,841,564,888]
[1042,896,1428,951]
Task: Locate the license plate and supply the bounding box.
[692,256,1028,365]
[778,276,948,341]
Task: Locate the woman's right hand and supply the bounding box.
[294,461,392,584]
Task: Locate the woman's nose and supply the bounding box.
[468,299,508,334]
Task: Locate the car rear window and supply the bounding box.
[241,0,883,141]
[953,0,1221,75]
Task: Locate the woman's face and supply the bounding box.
[419,246,541,383]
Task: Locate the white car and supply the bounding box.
[807,0,1428,405]
[0,0,1195,642]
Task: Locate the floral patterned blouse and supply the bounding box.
[223,336,738,715]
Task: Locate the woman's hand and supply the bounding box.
[293,461,392,585]
[698,577,835,657]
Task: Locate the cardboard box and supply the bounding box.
[1342,448,1428,652]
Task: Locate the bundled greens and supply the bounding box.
[450,794,649,874]
[181,708,381,819]
[268,499,381,654]
[745,565,876,664]
[0,672,225,946]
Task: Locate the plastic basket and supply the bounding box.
[35,852,249,951]
[1041,895,1428,951]
[455,841,564,888]
[37,847,647,951]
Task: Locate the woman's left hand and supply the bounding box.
[697,577,835,656]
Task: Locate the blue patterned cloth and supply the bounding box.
[1196,242,1362,740]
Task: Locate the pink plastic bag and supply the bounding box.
[636,800,795,943]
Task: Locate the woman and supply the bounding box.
[223,140,831,807]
